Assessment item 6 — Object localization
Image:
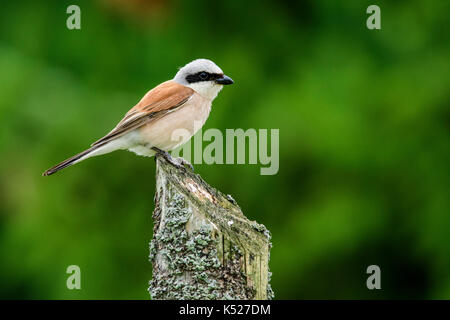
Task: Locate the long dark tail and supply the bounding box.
[42,144,103,176]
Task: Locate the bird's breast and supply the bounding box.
[137,93,212,151]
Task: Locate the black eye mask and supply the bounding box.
[185,72,222,83]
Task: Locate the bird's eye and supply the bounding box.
[199,72,209,80]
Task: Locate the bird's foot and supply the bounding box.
[152,147,194,171]
[152,147,178,166]
[177,158,194,172]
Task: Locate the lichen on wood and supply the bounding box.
[148,155,273,300]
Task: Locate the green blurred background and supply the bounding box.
[0,0,449,299]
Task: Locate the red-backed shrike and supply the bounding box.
[43,59,233,176]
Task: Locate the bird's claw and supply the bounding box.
[177,158,194,171]
[152,147,194,171]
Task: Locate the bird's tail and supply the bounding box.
[42,143,106,176]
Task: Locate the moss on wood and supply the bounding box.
[149,156,273,300]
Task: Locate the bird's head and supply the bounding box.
[173,59,233,100]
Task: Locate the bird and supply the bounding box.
[42,59,233,176]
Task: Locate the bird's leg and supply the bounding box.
[151,147,193,171]
[178,157,194,172]
[151,147,172,161]
[151,147,177,165]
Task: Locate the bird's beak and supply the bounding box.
[216,74,234,85]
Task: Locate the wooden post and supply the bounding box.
[149,155,273,300]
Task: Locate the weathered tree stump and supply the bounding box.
[148,155,273,300]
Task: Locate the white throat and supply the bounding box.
[184,81,223,101]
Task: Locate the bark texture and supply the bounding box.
[149,156,273,300]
